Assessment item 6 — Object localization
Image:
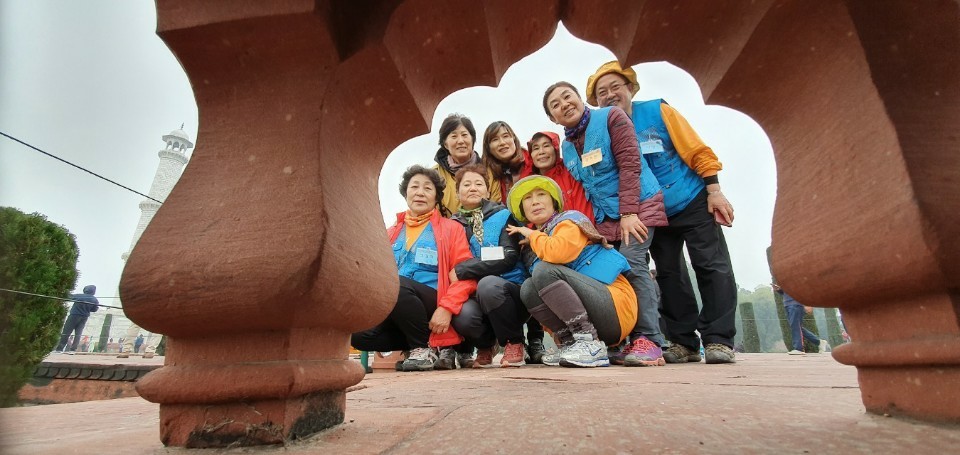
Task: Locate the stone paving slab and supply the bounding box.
[2,354,958,454]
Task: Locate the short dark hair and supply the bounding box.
[399,165,445,206]
[453,163,490,192]
[438,113,477,149]
[542,82,581,117]
[481,121,523,180]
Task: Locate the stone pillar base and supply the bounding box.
[159,391,345,448]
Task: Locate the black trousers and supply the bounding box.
[56,314,88,351]
[453,276,528,347]
[351,276,436,352]
[650,189,738,349]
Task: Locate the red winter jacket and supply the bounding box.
[387,210,477,347]
[530,131,596,222]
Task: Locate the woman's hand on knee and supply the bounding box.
[429,307,453,334]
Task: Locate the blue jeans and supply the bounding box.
[785,304,820,351]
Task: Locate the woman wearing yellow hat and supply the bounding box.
[505,175,638,368]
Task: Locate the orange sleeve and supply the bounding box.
[660,103,722,178]
[528,221,589,264]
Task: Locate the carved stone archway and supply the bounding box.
[120,0,959,447]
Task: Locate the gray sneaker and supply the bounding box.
[704,343,736,364]
[457,350,475,369]
[434,348,458,370]
[401,347,437,371]
[559,333,609,368]
[663,344,702,363]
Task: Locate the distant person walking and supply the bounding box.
[773,284,828,355]
[55,285,99,354]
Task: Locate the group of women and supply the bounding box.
[351,78,667,370]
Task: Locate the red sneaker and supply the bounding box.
[500,342,526,368]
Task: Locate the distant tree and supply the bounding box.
[96,314,112,353]
[738,302,761,352]
[0,208,79,407]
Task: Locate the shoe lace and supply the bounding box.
[504,343,524,359]
[630,337,656,353]
[409,347,433,360]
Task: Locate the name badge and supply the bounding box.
[481,246,505,261]
[581,148,603,167]
[414,247,438,266]
[640,139,665,155]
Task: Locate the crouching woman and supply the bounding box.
[505,176,637,368]
[351,165,476,371]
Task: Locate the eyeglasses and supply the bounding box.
[596,82,627,99]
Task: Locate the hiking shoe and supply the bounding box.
[623,336,665,367]
[526,338,546,365]
[402,347,437,371]
[434,348,458,370]
[559,333,609,368]
[458,350,476,369]
[501,342,526,368]
[117,353,130,359]
[607,341,628,365]
[473,346,496,368]
[704,343,736,364]
[787,349,805,355]
[143,353,155,359]
[663,344,701,364]
[819,340,830,353]
[541,347,563,366]
[394,351,410,371]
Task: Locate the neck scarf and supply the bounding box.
[447,152,478,174]
[459,205,484,244]
[563,107,591,140]
[543,210,612,249]
[405,209,434,228]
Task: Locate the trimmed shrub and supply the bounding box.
[0,207,79,407]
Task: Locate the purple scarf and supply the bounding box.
[563,108,591,140]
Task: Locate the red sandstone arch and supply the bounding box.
[120,0,960,447]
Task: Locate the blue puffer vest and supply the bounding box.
[530,211,630,285]
[632,100,704,217]
[562,107,663,224]
[393,223,440,289]
[467,208,528,285]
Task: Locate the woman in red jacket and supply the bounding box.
[527,131,595,220]
[351,165,477,371]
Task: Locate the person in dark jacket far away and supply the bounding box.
[55,284,99,354]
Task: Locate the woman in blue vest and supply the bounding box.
[506,175,638,368]
[351,165,477,372]
[541,81,668,368]
[449,164,531,367]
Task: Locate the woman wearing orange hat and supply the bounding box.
[351,165,477,371]
[505,175,638,368]
[541,81,669,368]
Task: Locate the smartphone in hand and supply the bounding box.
[714,209,732,227]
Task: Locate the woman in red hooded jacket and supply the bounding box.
[527,131,595,219]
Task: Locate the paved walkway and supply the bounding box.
[2,354,958,454]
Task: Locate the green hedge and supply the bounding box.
[0,207,79,407]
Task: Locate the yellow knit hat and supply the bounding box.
[585,61,640,106]
[507,175,563,223]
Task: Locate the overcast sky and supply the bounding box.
[1,1,777,305]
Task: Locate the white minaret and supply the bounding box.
[122,126,192,260]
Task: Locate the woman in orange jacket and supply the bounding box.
[351,165,477,371]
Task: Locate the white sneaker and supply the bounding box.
[819,340,830,353]
[787,349,805,355]
[559,333,609,368]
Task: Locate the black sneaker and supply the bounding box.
[401,348,437,371]
[526,339,546,364]
[457,350,475,369]
[394,350,410,371]
[434,348,458,370]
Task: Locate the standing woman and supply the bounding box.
[449,164,531,367]
[351,165,477,371]
[481,121,534,204]
[527,131,595,220]
[541,82,668,367]
[506,176,638,368]
[433,114,501,214]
